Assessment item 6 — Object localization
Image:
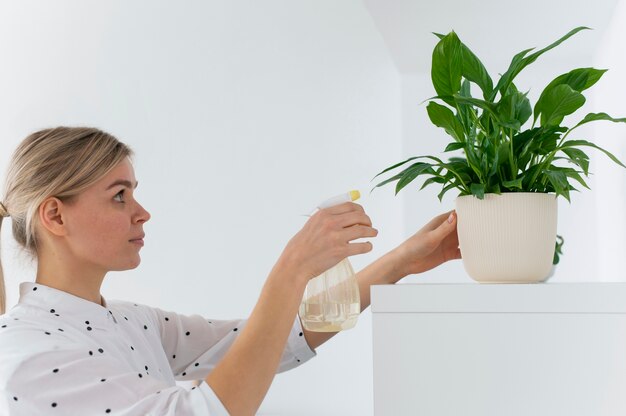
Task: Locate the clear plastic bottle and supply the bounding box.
[298,190,362,332]
[299,258,361,332]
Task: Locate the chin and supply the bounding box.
[128,257,142,270]
[110,257,142,271]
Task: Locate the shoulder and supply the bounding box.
[0,307,71,349]
[107,299,156,316]
[0,312,76,387]
[107,299,161,327]
[0,303,83,355]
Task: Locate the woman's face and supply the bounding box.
[60,157,151,272]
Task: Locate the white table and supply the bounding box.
[371,283,626,416]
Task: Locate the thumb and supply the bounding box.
[430,211,457,241]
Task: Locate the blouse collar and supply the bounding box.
[17,281,116,329]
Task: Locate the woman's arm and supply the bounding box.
[301,210,460,351]
[205,257,309,415]
[205,202,377,415]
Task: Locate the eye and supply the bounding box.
[114,189,125,203]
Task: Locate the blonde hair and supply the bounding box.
[0,127,133,314]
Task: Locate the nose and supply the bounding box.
[134,200,151,224]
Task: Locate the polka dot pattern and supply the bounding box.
[0,281,316,414]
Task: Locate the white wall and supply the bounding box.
[594,0,626,281]
[0,1,402,415]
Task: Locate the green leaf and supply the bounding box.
[485,142,505,178]
[497,90,532,130]
[528,26,590,63]
[460,42,493,99]
[438,181,460,201]
[490,47,534,100]
[453,95,501,121]
[561,148,590,175]
[394,163,436,194]
[512,127,541,154]
[372,155,445,181]
[550,67,606,91]
[537,134,558,155]
[479,151,489,175]
[426,102,465,142]
[549,166,590,190]
[372,157,420,180]
[571,112,626,130]
[460,77,471,97]
[420,176,446,190]
[502,178,524,190]
[534,68,607,125]
[370,171,404,192]
[487,182,502,194]
[534,68,607,124]
[560,139,626,169]
[373,161,432,191]
[444,142,465,152]
[562,168,590,190]
[492,26,590,100]
[440,160,474,189]
[521,164,543,191]
[512,127,545,169]
[545,170,571,201]
[431,32,463,106]
[448,156,470,164]
[439,162,472,192]
[496,141,511,170]
[458,144,483,180]
[470,183,485,199]
[553,235,565,265]
[538,84,586,126]
[456,78,472,132]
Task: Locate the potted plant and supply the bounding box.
[373,26,626,283]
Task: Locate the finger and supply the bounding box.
[429,211,457,241]
[337,211,372,228]
[347,241,373,256]
[423,210,455,232]
[342,224,378,242]
[322,201,364,215]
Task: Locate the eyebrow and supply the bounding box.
[106,179,139,190]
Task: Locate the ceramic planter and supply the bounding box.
[455,193,557,283]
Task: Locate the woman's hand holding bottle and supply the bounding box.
[279,201,378,283]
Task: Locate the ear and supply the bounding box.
[38,197,68,237]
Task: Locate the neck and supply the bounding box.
[35,275,105,306]
[36,248,106,306]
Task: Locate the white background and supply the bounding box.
[0,1,624,415]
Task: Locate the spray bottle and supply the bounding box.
[298,191,362,332]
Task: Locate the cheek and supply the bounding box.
[73,211,128,250]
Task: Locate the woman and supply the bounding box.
[0,127,461,415]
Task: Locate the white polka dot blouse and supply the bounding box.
[0,282,316,415]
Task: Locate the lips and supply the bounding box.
[129,233,145,242]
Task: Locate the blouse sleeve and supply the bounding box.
[143,304,317,381]
[1,337,229,415]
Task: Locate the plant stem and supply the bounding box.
[509,127,516,179]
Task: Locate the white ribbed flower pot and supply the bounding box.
[455,193,558,283]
